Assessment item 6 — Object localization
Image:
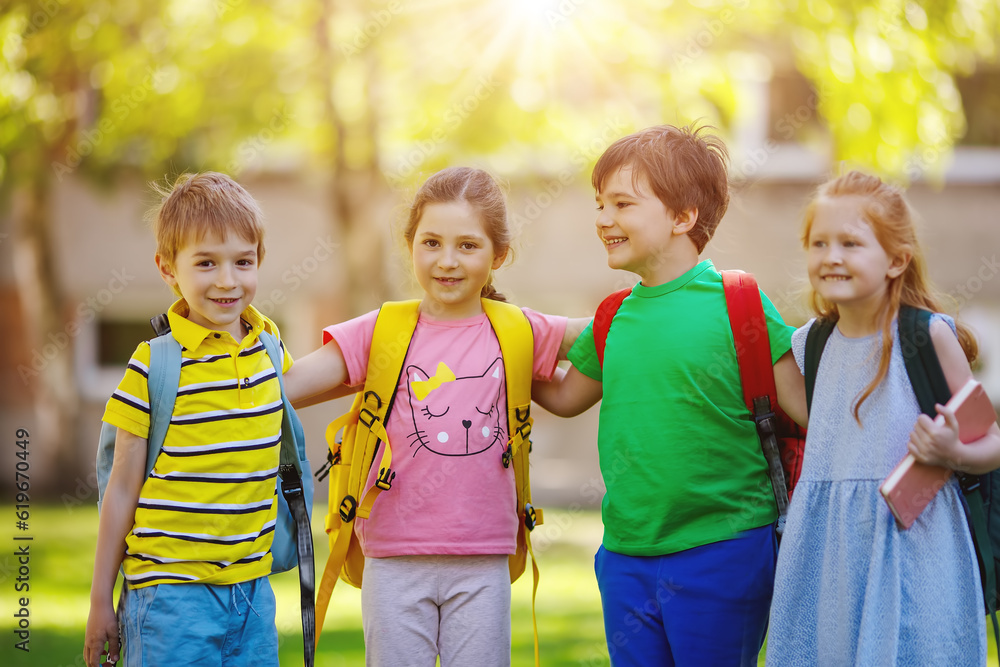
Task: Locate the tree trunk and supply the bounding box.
[11,174,79,495]
[317,0,391,317]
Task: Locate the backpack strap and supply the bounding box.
[315,300,420,647]
[260,331,316,667]
[144,332,181,478]
[720,271,789,534]
[593,288,631,368]
[898,306,1000,644]
[803,318,837,414]
[483,298,541,667]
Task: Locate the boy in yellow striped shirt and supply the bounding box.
[85,172,292,667]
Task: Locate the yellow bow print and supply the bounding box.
[411,362,456,400]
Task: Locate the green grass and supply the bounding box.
[3,505,997,666]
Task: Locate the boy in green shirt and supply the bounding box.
[533,125,806,666]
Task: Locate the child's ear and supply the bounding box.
[672,208,699,235]
[492,249,508,270]
[887,250,912,279]
[155,254,179,289]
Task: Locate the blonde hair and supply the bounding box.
[404,167,510,301]
[802,170,978,421]
[151,172,266,268]
[592,124,730,253]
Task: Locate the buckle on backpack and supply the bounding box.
[501,443,513,469]
[376,467,395,490]
[363,390,383,410]
[359,408,379,429]
[957,472,982,494]
[524,503,537,531]
[516,405,531,423]
[339,495,357,523]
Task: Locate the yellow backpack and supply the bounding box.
[314,299,544,662]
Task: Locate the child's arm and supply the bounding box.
[559,317,592,360]
[84,429,146,667]
[908,319,1000,475]
[532,365,603,417]
[283,338,350,407]
[774,350,808,428]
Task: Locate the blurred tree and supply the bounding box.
[1,0,998,491]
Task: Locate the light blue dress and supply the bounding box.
[766,316,985,667]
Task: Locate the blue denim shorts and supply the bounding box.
[120,577,278,667]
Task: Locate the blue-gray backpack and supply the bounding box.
[805,305,1000,649]
[95,315,315,666]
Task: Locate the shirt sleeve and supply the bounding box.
[521,308,568,381]
[322,309,379,387]
[102,342,153,439]
[760,289,796,365]
[567,320,602,381]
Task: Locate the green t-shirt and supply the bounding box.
[568,260,794,556]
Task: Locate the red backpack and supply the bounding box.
[592,270,805,536]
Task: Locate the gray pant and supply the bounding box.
[361,554,512,667]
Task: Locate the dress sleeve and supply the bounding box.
[790,319,817,374]
[102,342,153,439]
[521,308,568,381]
[322,309,379,387]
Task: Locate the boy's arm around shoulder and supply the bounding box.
[85,428,146,667]
[532,365,602,417]
[908,319,1000,475]
[774,350,808,428]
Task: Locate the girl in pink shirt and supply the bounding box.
[286,167,583,666]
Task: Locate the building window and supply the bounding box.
[956,67,1000,147]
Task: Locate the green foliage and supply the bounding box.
[2,0,998,191]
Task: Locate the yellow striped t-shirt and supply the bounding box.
[102,301,293,588]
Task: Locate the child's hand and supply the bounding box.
[84,602,120,667]
[908,404,962,469]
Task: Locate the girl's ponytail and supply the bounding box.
[481,279,507,302]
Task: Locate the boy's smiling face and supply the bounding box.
[156,231,259,340]
[595,165,696,286]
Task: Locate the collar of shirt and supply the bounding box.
[166,299,267,352]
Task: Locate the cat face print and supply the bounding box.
[406,359,505,457]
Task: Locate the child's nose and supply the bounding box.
[216,265,238,287]
[438,248,459,268]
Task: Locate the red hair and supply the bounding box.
[802,170,978,421]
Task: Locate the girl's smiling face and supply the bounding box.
[807,196,907,321]
[410,201,506,320]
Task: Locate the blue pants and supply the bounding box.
[595,525,776,667]
[120,577,278,667]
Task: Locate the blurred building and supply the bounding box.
[3,66,1000,506]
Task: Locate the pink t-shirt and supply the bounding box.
[323,307,566,557]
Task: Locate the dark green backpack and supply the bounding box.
[804,305,1000,646]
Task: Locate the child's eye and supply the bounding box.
[197,260,215,267]
[237,259,255,267]
[461,242,478,250]
[811,240,826,248]
[843,240,858,248]
[616,202,631,209]
[595,204,604,211]
[423,239,440,248]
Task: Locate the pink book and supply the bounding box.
[880,378,997,529]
